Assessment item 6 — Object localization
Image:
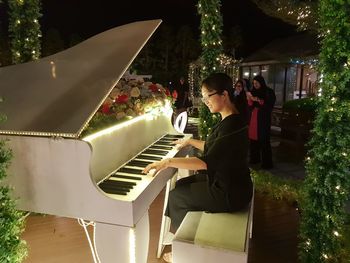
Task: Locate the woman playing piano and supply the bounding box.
[143,72,253,262]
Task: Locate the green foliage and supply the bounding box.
[251,169,301,204]
[282,97,318,112]
[198,106,220,140]
[197,0,223,78]
[8,0,42,64]
[0,140,27,262]
[197,0,224,139]
[299,1,350,262]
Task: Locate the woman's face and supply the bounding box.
[253,80,261,89]
[235,82,243,93]
[201,86,222,113]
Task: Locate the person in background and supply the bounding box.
[233,79,248,123]
[173,76,190,112]
[246,75,276,169]
[143,73,253,263]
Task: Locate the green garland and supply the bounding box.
[299,1,350,262]
[0,119,27,262]
[197,0,224,139]
[8,0,42,64]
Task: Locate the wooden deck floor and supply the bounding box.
[22,190,299,263]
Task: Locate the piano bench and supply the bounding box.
[172,203,253,263]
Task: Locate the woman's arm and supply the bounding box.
[142,157,207,175]
[175,138,205,151]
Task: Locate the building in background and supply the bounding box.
[240,32,319,107]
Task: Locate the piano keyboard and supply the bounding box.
[98,134,186,199]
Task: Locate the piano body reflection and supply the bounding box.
[0,20,192,263]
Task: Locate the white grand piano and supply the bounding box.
[0,20,191,263]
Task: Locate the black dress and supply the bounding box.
[165,113,253,230]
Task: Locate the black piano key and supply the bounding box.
[154,141,173,146]
[164,134,185,139]
[118,167,144,175]
[128,160,153,167]
[143,149,168,156]
[136,154,162,161]
[106,179,136,186]
[150,145,173,150]
[99,182,131,195]
[100,180,134,189]
[111,174,142,181]
[99,187,128,195]
[158,139,177,144]
[99,184,131,193]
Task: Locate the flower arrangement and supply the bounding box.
[82,77,176,137]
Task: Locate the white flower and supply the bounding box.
[116,112,126,120]
[130,87,141,98]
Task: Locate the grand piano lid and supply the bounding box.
[0,19,162,138]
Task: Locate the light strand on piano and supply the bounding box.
[77,218,101,263]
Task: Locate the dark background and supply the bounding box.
[0,0,296,56]
[0,0,296,82]
[39,0,296,55]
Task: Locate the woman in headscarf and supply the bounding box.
[247,75,276,169]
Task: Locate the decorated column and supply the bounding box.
[197,0,224,139]
[8,0,42,64]
[299,1,350,262]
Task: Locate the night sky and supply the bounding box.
[1,0,297,56]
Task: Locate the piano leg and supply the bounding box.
[95,212,149,263]
[156,176,175,258]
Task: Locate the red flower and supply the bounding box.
[116,94,129,103]
[149,84,159,92]
[101,103,111,114]
[165,88,171,96]
[172,90,178,99]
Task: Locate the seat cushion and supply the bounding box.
[194,211,249,252]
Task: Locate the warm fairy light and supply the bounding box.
[50,61,57,79]
[333,231,339,237]
[83,115,148,142]
[129,229,136,263]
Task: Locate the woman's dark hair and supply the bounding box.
[235,79,244,88]
[234,79,248,121]
[202,73,235,103]
[253,75,268,89]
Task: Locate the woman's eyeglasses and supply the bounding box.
[201,91,219,103]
